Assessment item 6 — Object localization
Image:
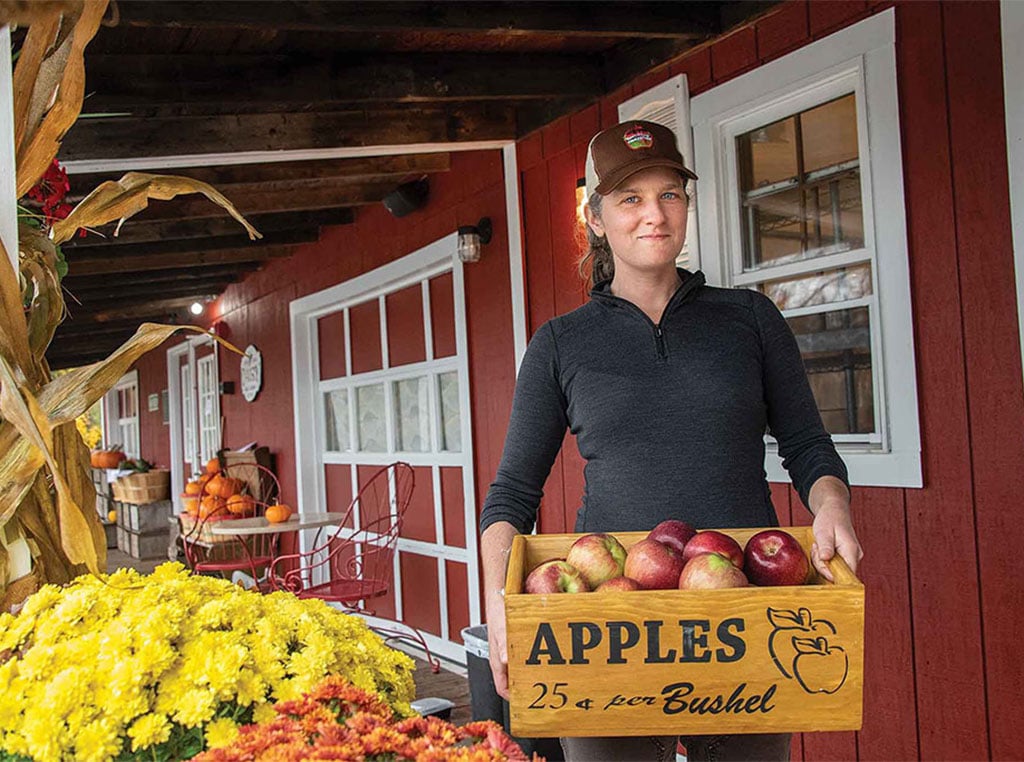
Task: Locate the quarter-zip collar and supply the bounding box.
[589,268,706,359]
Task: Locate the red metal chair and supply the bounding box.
[180,462,280,589]
[268,462,440,671]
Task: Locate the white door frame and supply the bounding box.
[166,333,217,506]
[290,233,480,663]
[103,370,140,458]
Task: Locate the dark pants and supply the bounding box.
[559,733,791,762]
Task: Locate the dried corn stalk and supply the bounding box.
[1,0,258,609]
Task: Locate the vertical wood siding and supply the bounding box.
[513,1,1021,758]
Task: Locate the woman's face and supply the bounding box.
[585,167,688,280]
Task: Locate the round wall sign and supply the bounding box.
[240,344,263,402]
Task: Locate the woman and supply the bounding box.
[479,120,863,761]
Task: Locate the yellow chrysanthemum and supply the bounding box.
[204,717,240,748]
[127,712,172,752]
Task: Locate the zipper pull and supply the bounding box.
[654,326,667,358]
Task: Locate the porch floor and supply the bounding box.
[106,548,472,725]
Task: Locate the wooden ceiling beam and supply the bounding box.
[113,1,721,38]
[62,208,355,248]
[54,315,193,338]
[69,296,214,323]
[133,179,398,221]
[67,154,450,199]
[63,262,260,290]
[83,53,603,108]
[68,278,237,307]
[67,244,295,277]
[59,104,517,161]
[65,228,317,260]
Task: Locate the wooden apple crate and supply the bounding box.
[504,526,864,738]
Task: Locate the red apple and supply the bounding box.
[682,530,744,569]
[678,552,749,590]
[743,529,810,587]
[623,538,686,590]
[524,559,590,594]
[566,532,628,589]
[647,519,697,555]
[595,576,641,593]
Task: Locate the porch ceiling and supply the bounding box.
[43,0,777,369]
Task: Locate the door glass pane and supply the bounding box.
[738,94,863,270]
[324,390,350,452]
[393,377,430,452]
[356,383,386,452]
[438,372,461,452]
[786,306,874,434]
[758,264,872,310]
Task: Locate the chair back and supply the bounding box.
[269,462,414,601]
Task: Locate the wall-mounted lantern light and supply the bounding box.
[457,217,492,263]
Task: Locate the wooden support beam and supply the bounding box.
[64,263,260,293]
[64,228,317,260]
[54,315,175,338]
[67,244,294,276]
[83,53,603,108]
[67,154,450,199]
[113,1,721,38]
[68,278,236,308]
[62,208,355,247]
[72,296,212,322]
[58,104,516,160]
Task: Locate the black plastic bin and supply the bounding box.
[462,625,564,761]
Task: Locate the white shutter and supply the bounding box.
[619,75,701,271]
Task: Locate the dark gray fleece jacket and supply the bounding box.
[479,269,848,536]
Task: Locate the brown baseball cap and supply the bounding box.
[584,120,698,198]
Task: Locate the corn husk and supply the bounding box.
[51,172,263,245]
[11,0,107,197]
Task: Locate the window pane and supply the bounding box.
[738,94,863,270]
[324,390,350,452]
[759,264,872,310]
[356,383,386,452]
[787,306,874,435]
[393,376,430,452]
[438,372,461,452]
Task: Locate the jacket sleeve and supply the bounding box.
[479,322,569,535]
[750,291,849,507]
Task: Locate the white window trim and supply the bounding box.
[1003,0,1024,389]
[196,353,221,465]
[691,9,922,488]
[619,74,701,271]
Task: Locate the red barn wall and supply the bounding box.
[515,1,1022,759]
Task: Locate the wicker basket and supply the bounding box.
[178,513,244,544]
[114,470,170,505]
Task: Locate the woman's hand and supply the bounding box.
[808,476,863,582]
[485,587,510,699]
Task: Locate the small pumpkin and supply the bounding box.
[107,509,117,523]
[199,494,226,519]
[205,456,221,474]
[226,493,256,516]
[264,503,293,524]
[215,476,244,499]
[184,480,202,496]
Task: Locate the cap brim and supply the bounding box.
[594,157,699,195]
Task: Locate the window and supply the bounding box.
[689,9,921,487]
[196,354,220,466]
[105,371,140,459]
[181,363,196,469]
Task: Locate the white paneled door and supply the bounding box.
[291,234,479,664]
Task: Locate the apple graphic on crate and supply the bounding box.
[682,530,744,569]
[647,519,697,555]
[744,529,810,587]
[678,552,749,590]
[524,559,591,594]
[595,576,641,593]
[792,636,849,694]
[623,538,686,590]
[767,607,838,679]
[565,532,628,588]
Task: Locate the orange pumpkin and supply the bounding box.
[205,474,225,498]
[92,449,126,469]
[265,503,293,524]
[226,493,256,516]
[184,480,202,496]
[205,457,221,474]
[199,494,226,519]
[216,476,244,499]
[181,493,200,517]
